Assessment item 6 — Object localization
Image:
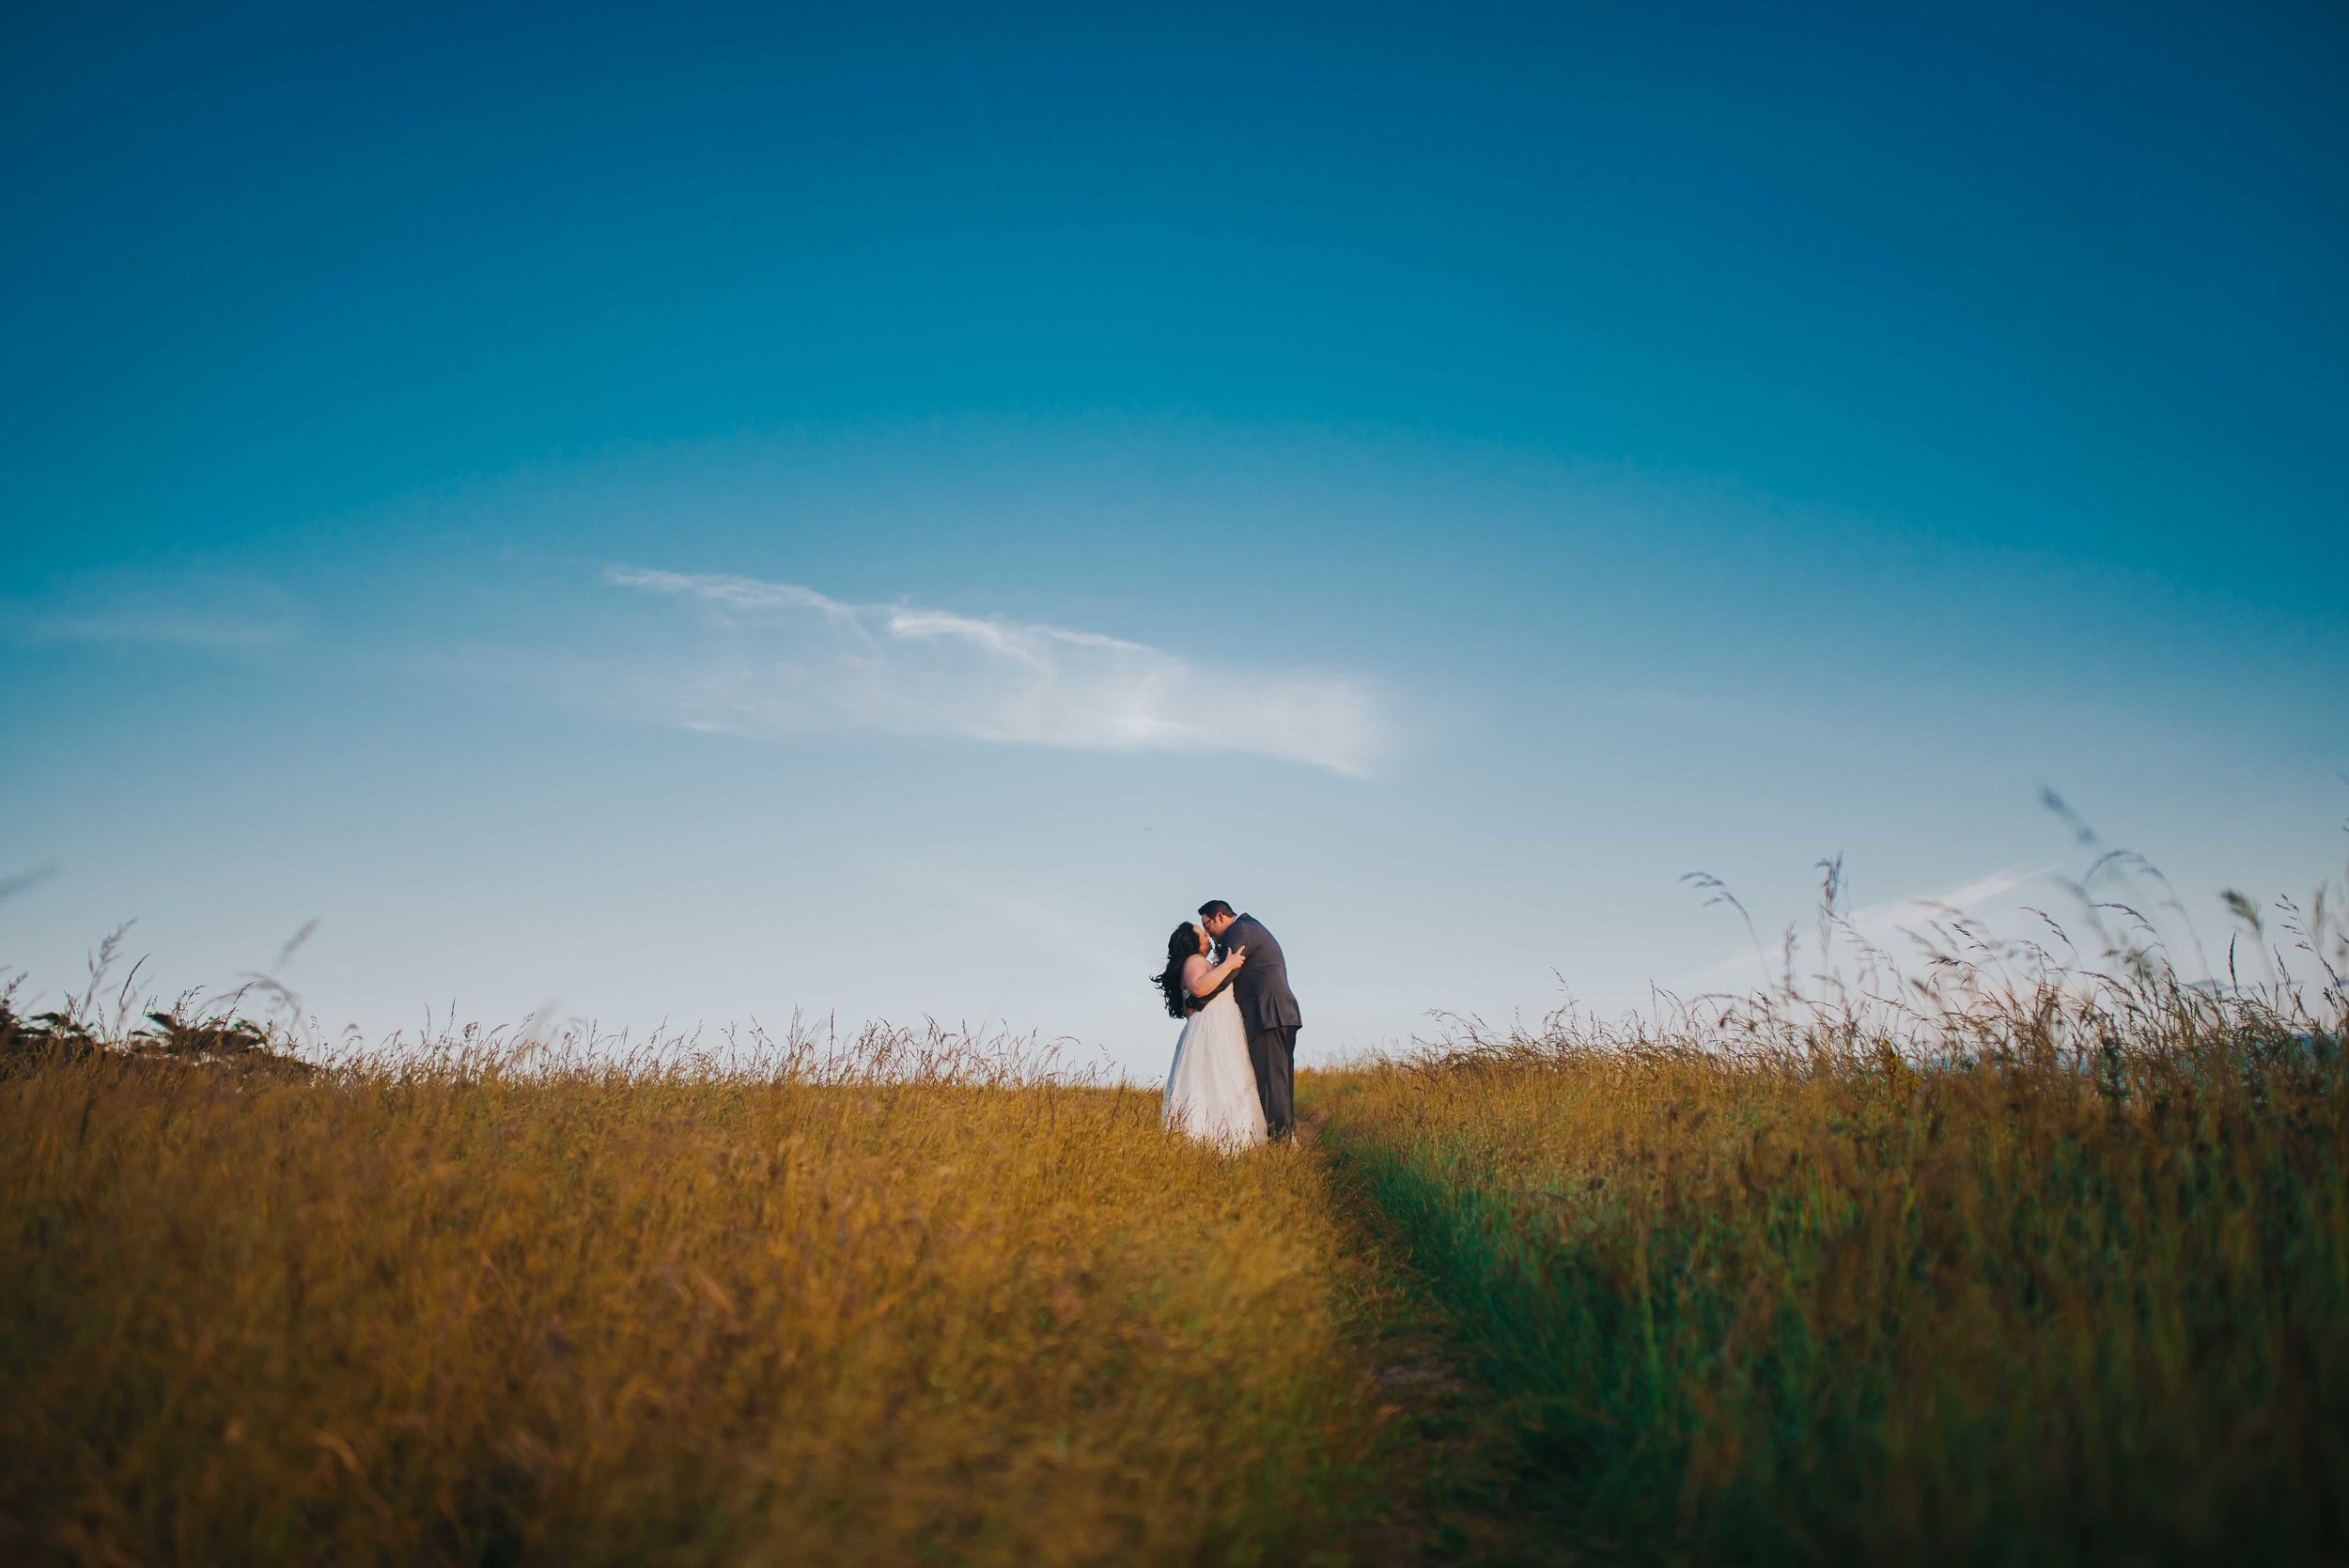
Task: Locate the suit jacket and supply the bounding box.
[1220,913,1302,1033]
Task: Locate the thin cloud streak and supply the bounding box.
[1685,862,2063,988]
[602,566,1392,777]
[6,611,286,649]
[2,568,303,651]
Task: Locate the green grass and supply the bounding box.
[1313,970,2349,1563]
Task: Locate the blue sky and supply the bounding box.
[5,1,2344,1072]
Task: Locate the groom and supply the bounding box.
[1198,900,1300,1140]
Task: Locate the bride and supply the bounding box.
[1154,922,1268,1150]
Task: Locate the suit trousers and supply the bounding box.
[1247,1025,1297,1138]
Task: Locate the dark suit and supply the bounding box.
[1219,913,1300,1138]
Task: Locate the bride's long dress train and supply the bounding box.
[1161,986,1268,1150]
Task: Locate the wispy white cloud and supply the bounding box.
[1837,862,2057,938]
[600,566,1392,776]
[1686,862,2063,987]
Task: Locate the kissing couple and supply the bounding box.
[1152,901,1301,1150]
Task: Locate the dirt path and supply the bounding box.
[1297,1106,1555,1567]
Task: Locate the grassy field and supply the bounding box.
[0,1023,1392,1567]
[1318,1012,2348,1564]
[1315,866,2349,1565]
[5,861,2346,1565]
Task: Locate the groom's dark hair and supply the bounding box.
[1198,900,1236,921]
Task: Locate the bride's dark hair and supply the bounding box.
[1153,923,1202,1019]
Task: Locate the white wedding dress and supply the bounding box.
[1161,979,1268,1150]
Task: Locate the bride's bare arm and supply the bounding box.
[1183,946,1248,999]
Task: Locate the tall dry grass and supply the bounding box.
[1315,853,2349,1563]
[0,1018,1387,1567]
[9,838,2343,1564]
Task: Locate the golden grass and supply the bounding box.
[8,847,2342,1564]
[0,1038,1389,1567]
